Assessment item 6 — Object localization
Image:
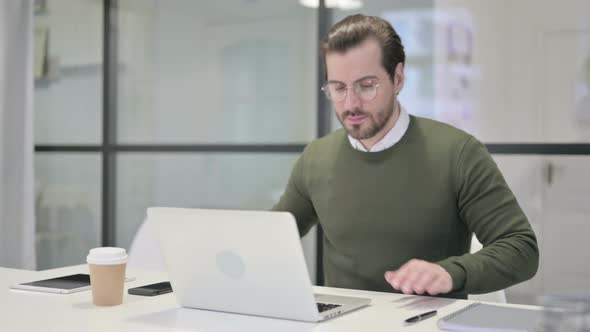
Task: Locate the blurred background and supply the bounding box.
[31,0,590,305]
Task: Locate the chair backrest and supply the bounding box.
[127,218,166,271]
[467,235,507,303]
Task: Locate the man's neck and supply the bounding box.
[359,101,400,151]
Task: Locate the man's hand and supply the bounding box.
[384,259,453,296]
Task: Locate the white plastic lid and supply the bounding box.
[86,247,128,265]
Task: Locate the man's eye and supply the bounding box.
[334,86,346,92]
[359,81,375,88]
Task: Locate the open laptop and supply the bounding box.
[147,207,371,322]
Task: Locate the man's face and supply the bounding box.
[325,39,401,141]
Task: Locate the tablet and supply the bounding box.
[9,273,135,294]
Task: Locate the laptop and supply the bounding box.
[147,207,371,322]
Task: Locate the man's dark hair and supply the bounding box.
[320,14,405,81]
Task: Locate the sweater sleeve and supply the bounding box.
[271,150,318,237]
[438,136,539,294]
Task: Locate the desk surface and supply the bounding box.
[1,265,538,332]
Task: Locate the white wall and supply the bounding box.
[100,1,319,280]
[35,0,319,278]
[117,1,317,143]
[36,0,590,293]
[435,0,590,304]
[434,0,590,142]
[34,0,103,144]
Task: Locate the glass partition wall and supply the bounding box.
[35,0,590,305]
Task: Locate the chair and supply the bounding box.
[127,218,166,271]
[467,235,508,303]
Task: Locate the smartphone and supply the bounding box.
[9,273,136,294]
[128,281,173,296]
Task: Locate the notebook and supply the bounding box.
[438,302,543,332]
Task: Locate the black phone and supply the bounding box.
[128,281,173,296]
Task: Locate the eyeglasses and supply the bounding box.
[321,77,385,102]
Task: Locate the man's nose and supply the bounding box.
[343,88,362,109]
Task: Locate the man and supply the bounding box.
[273,14,538,299]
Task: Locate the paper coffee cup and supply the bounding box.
[87,247,128,306]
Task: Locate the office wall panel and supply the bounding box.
[33,0,103,145]
[330,0,590,143]
[117,1,318,144]
[34,153,102,269]
[493,155,590,304]
[116,152,316,281]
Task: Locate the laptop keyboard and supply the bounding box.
[317,302,342,312]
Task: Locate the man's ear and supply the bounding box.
[394,62,404,93]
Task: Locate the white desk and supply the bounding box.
[1,265,538,331]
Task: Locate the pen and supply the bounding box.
[404,310,437,324]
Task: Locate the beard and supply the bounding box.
[338,96,396,140]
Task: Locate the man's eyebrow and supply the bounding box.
[325,75,379,85]
[325,79,345,84]
[355,75,379,81]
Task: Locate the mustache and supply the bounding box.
[342,110,367,118]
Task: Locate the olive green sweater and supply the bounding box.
[273,115,539,299]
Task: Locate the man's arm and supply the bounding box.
[272,152,318,237]
[438,136,539,294]
[384,136,539,296]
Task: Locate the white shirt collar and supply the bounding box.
[348,104,410,152]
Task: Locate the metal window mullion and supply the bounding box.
[102,0,118,247]
[315,0,332,287]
